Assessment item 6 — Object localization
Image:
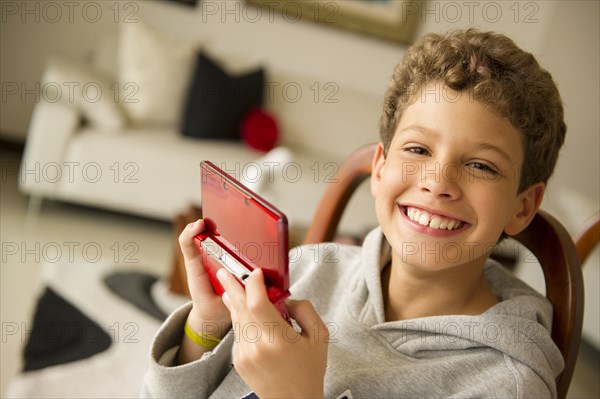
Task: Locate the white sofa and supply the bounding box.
[19,24,380,237]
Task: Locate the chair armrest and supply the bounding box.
[19,101,81,196]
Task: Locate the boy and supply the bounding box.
[142,29,566,398]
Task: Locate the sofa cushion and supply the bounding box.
[58,127,261,219]
[42,57,126,131]
[180,52,264,141]
[118,21,196,126]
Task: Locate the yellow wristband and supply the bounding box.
[184,321,222,349]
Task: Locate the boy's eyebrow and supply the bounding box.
[399,124,436,137]
[472,142,515,164]
[399,125,515,163]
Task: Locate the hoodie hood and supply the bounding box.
[348,228,564,395]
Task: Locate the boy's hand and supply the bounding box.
[218,268,329,399]
[178,219,231,364]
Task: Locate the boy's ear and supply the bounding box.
[504,182,545,236]
[370,143,386,197]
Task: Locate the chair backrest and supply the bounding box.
[304,143,584,399]
[513,210,584,399]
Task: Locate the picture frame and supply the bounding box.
[247,0,419,44]
[163,0,200,7]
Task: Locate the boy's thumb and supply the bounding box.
[286,300,329,342]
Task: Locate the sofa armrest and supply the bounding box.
[19,100,81,196]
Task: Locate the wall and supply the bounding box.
[0,0,116,138]
[511,0,600,350]
[1,0,598,346]
[0,0,563,141]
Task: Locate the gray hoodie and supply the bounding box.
[142,228,564,398]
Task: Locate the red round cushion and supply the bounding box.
[240,108,279,152]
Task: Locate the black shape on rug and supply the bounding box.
[23,287,112,372]
[103,271,168,321]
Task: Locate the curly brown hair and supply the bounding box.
[379,29,566,192]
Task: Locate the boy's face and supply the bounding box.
[371,84,544,271]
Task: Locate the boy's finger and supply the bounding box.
[217,268,246,315]
[178,219,205,261]
[244,268,282,322]
[286,300,329,342]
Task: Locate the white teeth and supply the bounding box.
[405,206,463,231]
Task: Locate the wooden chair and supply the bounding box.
[304,143,584,399]
[573,212,600,264]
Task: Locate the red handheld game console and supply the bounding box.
[194,161,291,322]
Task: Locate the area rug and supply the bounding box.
[5,261,188,398]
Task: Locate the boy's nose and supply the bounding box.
[417,162,461,200]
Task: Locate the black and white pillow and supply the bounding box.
[181,52,264,140]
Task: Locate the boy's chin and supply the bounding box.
[392,247,490,270]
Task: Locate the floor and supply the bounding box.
[0,147,173,396]
[1,146,599,397]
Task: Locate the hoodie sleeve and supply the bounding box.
[140,302,233,398]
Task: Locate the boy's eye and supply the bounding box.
[468,161,499,176]
[406,146,430,156]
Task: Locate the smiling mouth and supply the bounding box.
[401,206,467,231]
